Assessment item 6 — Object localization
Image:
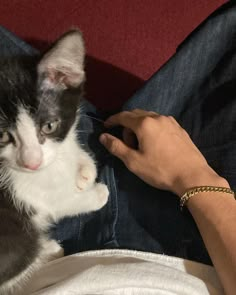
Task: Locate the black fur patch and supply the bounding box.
[0,191,40,285]
[36,84,83,142]
[0,55,83,144]
[0,56,38,129]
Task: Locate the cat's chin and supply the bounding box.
[10,162,52,173]
[20,167,45,173]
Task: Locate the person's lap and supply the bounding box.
[0,1,236,265]
[116,1,236,264]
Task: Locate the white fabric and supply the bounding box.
[24,249,224,295]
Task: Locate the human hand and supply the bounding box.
[99,109,227,196]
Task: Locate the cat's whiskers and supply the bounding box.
[80,114,105,124]
[0,108,8,121]
[77,130,93,133]
[0,72,15,88]
[0,165,11,189]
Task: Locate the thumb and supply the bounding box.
[99,133,134,162]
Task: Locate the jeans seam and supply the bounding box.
[108,159,119,247]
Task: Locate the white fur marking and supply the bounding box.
[16,109,42,169]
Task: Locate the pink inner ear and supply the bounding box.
[47,68,82,87]
[63,73,82,87]
[48,68,57,84]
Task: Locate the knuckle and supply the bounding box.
[120,111,134,121]
[149,111,158,117]
[121,111,131,117]
[139,116,153,130]
[158,115,170,125]
[156,115,167,124]
[109,140,120,154]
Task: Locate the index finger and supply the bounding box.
[104,111,138,131]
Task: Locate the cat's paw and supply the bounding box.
[77,163,97,191]
[94,183,109,210]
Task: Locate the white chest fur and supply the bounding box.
[7,131,109,231]
[10,133,80,216]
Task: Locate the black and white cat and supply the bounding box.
[0,30,109,294]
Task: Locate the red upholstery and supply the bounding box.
[1,0,226,110]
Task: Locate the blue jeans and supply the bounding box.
[0,1,235,265]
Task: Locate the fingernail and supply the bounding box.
[99,134,107,145]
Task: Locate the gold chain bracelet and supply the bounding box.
[180,186,235,211]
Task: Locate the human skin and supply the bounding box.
[99,109,236,295]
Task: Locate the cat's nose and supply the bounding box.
[20,145,43,171]
[24,162,41,170]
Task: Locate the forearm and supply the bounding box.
[186,178,236,295]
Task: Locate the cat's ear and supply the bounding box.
[38,30,85,89]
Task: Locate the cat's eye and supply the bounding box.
[0,131,10,144]
[41,120,59,135]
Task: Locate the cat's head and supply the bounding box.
[0,30,85,172]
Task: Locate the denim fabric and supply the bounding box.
[0,26,38,56]
[117,1,236,264]
[0,0,236,266]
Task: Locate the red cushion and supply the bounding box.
[1,0,226,110]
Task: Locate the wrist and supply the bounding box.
[172,165,230,198]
